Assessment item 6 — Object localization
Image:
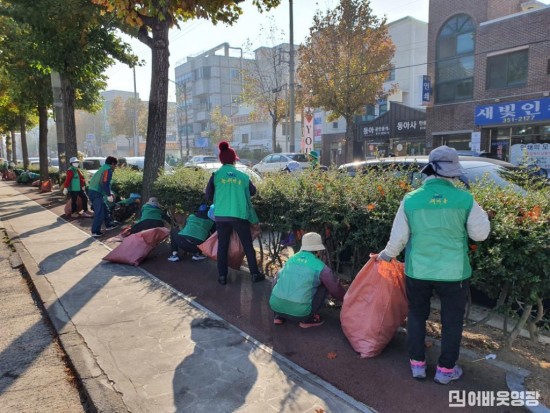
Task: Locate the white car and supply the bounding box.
[184,155,219,167]
[252,153,310,174]
[122,156,174,174]
[190,162,262,183]
[82,157,106,177]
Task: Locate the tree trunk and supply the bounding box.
[60,72,78,163]
[141,20,170,203]
[504,303,532,349]
[6,132,12,162]
[271,117,277,153]
[11,130,17,164]
[38,104,49,181]
[344,116,354,164]
[20,115,29,170]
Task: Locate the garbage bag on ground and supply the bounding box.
[64,197,84,216]
[103,227,169,266]
[198,224,261,270]
[340,257,408,358]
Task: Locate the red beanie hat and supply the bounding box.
[218,141,236,165]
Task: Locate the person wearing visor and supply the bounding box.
[269,232,346,329]
[377,146,491,384]
[62,157,92,218]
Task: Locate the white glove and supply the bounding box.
[107,195,114,203]
[62,188,68,196]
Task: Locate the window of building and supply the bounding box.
[242,133,249,144]
[486,49,528,89]
[230,68,240,80]
[378,101,388,115]
[333,122,339,129]
[386,65,396,82]
[435,14,475,103]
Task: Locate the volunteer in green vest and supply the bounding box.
[62,157,92,218]
[88,156,119,238]
[378,146,491,385]
[270,232,346,328]
[168,204,215,262]
[130,197,168,234]
[204,141,264,285]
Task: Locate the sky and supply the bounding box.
[104,0,431,102]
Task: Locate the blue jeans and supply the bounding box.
[89,190,107,234]
[406,276,469,368]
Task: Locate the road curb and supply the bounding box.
[1,220,129,413]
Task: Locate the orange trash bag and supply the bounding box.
[199,224,261,270]
[64,197,83,216]
[340,256,408,358]
[103,227,169,266]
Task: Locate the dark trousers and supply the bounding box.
[89,191,105,234]
[274,285,328,322]
[169,227,201,254]
[131,219,164,234]
[216,219,259,278]
[406,276,469,369]
[70,190,89,213]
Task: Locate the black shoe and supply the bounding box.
[91,232,104,238]
[251,273,265,283]
[105,222,120,231]
[218,276,227,285]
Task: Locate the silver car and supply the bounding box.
[252,153,310,174]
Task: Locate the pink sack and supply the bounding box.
[340,257,408,358]
[103,227,169,266]
[64,197,83,216]
[198,224,261,270]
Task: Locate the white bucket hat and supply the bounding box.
[146,197,159,207]
[69,157,79,164]
[300,232,326,252]
[422,145,464,178]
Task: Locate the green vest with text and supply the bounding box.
[213,164,250,220]
[179,214,214,242]
[136,204,163,223]
[269,251,325,317]
[88,164,111,195]
[68,166,82,191]
[404,178,473,282]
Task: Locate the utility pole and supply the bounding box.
[289,0,296,152]
[176,83,184,163]
[184,82,190,159]
[133,67,139,156]
[50,71,66,172]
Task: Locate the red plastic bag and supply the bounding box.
[198,224,261,270]
[340,257,408,358]
[64,197,83,216]
[103,227,169,266]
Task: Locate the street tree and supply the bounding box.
[91,0,281,201]
[297,0,395,162]
[1,0,136,171]
[208,106,235,146]
[0,15,49,178]
[107,96,148,153]
[241,18,288,152]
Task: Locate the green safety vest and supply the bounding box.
[88,164,111,195]
[213,164,250,220]
[179,214,214,242]
[269,251,325,317]
[68,166,82,191]
[136,204,163,223]
[404,178,473,282]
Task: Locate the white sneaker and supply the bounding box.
[71,212,80,218]
[192,253,207,261]
[168,254,180,262]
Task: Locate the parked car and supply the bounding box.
[189,162,262,183]
[184,155,218,167]
[252,153,310,174]
[82,157,106,177]
[236,158,254,168]
[339,156,526,192]
[119,156,174,174]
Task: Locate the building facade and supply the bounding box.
[426,0,550,169]
[174,43,251,155]
[351,16,429,161]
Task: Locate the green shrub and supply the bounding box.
[110,167,144,198]
[153,167,210,212]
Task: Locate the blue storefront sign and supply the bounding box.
[475,97,550,126]
[421,75,432,106]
